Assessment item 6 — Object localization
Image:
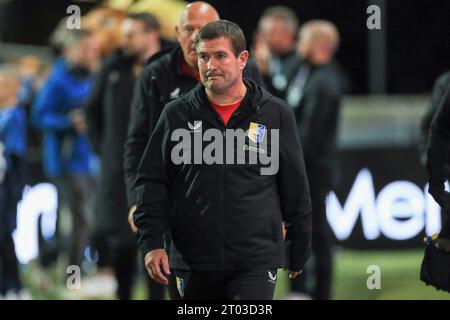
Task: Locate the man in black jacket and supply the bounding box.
[124,2,263,299]
[134,20,311,300]
[85,12,172,300]
[427,84,450,251]
[285,20,345,300]
[124,2,263,213]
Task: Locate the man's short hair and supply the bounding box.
[259,6,299,33]
[127,12,160,32]
[299,20,340,50]
[194,20,246,57]
[62,28,92,50]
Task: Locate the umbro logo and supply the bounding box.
[170,87,180,100]
[187,121,202,133]
[268,271,277,284]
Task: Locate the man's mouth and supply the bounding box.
[206,72,221,79]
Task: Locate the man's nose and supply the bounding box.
[191,28,200,41]
[206,57,217,70]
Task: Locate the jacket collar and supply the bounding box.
[186,78,272,129]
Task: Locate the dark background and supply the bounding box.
[1,0,450,94]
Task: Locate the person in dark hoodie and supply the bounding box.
[124,1,264,299]
[32,28,99,271]
[133,20,312,300]
[85,12,173,300]
[285,20,344,300]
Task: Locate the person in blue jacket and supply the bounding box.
[0,64,28,299]
[32,28,100,269]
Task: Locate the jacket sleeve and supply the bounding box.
[124,68,158,208]
[277,107,312,271]
[133,108,172,255]
[32,79,72,131]
[85,60,110,153]
[427,83,450,202]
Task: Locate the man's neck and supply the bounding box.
[276,45,295,57]
[183,58,198,72]
[180,58,200,81]
[206,79,247,106]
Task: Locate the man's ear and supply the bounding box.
[238,50,249,70]
[175,25,181,42]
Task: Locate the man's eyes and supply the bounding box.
[183,27,194,35]
[199,54,227,61]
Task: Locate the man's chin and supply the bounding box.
[123,50,138,59]
[205,83,225,94]
[186,52,198,67]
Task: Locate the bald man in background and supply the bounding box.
[124,1,263,299]
[284,20,347,300]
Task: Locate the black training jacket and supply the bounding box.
[124,46,264,208]
[134,78,312,272]
[427,82,450,199]
[288,62,344,189]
